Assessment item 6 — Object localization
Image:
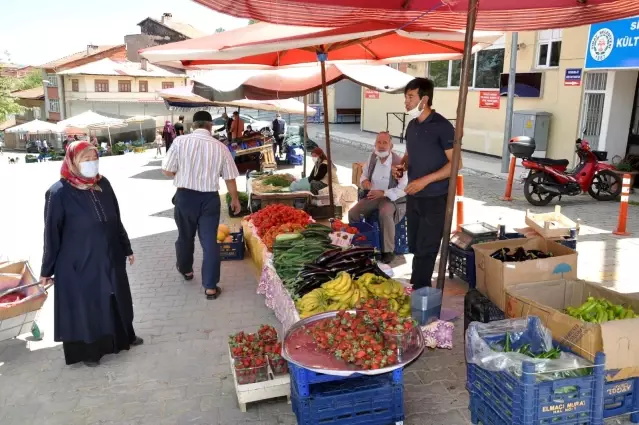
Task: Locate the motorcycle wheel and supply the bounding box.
[524,171,555,206]
[588,170,622,201]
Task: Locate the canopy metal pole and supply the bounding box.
[107,127,112,146]
[139,122,143,142]
[501,32,518,172]
[303,94,308,178]
[318,53,335,214]
[435,0,479,291]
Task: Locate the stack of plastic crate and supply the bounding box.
[289,363,405,425]
[467,317,606,425]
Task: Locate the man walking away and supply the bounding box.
[175,115,185,136]
[162,111,241,300]
[272,113,287,158]
[349,131,407,264]
[395,78,458,289]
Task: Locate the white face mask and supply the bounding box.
[407,98,425,119]
[375,150,390,158]
[79,160,99,178]
[312,157,319,164]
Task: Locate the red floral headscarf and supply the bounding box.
[60,141,102,191]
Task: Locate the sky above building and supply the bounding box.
[0,0,248,66]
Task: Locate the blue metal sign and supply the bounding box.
[564,68,582,86]
[585,16,639,69]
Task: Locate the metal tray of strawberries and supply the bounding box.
[282,309,425,377]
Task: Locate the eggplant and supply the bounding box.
[315,248,343,266]
[328,246,375,262]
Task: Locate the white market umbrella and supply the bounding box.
[125,115,156,142]
[5,119,61,133]
[57,110,124,129]
[87,121,128,146]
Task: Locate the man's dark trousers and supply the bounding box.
[407,194,447,289]
[174,188,221,290]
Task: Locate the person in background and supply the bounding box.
[174,115,185,136]
[162,111,241,300]
[394,77,458,289]
[40,141,142,366]
[154,130,163,157]
[349,131,407,264]
[272,113,287,158]
[215,112,230,134]
[90,136,99,148]
[162,121,177,152]
[42,139,49,153]
[243,125,254,137]
[308,147,338,195]
[230,111,244,141]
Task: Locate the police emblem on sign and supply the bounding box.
[590,28,614,62]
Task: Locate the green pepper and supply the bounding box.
[504,332,512,352]
[575,298,598,316]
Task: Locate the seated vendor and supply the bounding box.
[348,131,407,264]
[243,125,254,137]
[308,147,338,195]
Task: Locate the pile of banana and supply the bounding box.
[295,272,411,318]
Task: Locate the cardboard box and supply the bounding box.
[352,162,365,186]
[472,238,577,311]
[505,279,639,379]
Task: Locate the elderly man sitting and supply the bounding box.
[348,131,407,264]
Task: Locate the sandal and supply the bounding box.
[205,287,222,300]
[176,264,194,281]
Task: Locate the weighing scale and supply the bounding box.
[450,222,499,250]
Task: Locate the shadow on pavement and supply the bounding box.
[129,169,173,180]
[150,208,174,219]
[144,159,163,167]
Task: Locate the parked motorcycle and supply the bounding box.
[508,136,622,206]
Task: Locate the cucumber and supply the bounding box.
[276,233,303,242]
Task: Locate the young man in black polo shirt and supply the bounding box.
[397,77,458,289]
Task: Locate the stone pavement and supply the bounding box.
[0,146,636,424]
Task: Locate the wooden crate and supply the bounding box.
[524,206,579,239]
[228,346,290,412]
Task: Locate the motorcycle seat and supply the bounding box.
[526,157,569,167]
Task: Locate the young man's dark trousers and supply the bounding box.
[174,188,221,290]
[406,194,447,289]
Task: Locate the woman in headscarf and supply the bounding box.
[40,141,142,366]
[308,147,339,195]
[162,120,177,152]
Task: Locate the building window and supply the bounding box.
[118,80,132,92]
[308,90,321,104]
[427,36,505,89]
[536,29,562,68]
[48,99,60,112]
[139,80,148,92]
[95,80,109,92]
[162,81,175,89]
[71,79,79,92]
[46,74,58,87]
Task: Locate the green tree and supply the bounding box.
[248,19,259,25]
[18,70,43,91]
[215,27,225,33]
[0,73,24,122]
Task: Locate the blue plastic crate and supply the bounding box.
[289,362,403,397]
[603,377,639,422]
[448,243,476,288]
[466,317,606,425]
[291,372,405,425]
[287,145,304,165]
[219,229,245,261]
[394,216,409,255]
[351,220,381,251]
[354,192,408,255]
